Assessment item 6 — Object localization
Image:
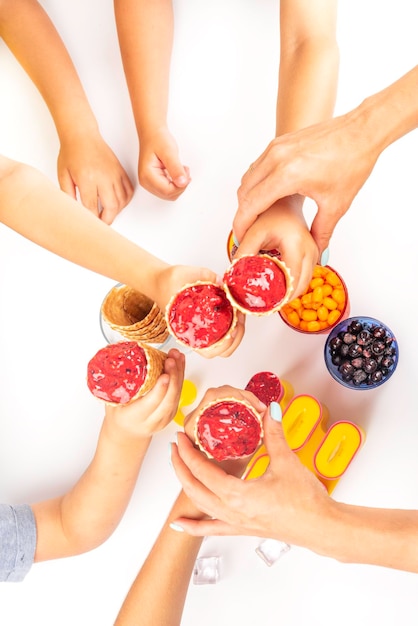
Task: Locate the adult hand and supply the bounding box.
[138,126,191,200]
[181,385,266,481]
[170,404,331,547]
[58,131,134,224]
[234,110,380,255]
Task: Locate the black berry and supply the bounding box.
[327,318,397,388]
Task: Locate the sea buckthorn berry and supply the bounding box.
[301,293,313,307]
[332,288,345,304]
[302,309,317,322]
[307,320,321,332]
[287,311,300,327]
[326,271,341,287]
[327,310,341,326]
[289,298,301,310]
[317,306,329,321]
[323,296,338,311]
[322,284,333,297]
[312,266,324,278]
[279,265,348,333]
[310,277,324,290]
[312,286,324,303]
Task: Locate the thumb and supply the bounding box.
[309,202,341,258]
[163,150,190,188]
[262,402,293,470]
[233,229,265,259]
[58,167,77,200]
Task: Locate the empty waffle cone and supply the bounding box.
[101,284,169,344]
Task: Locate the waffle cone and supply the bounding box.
[165,281,237,351]
[131,343,167,399]
[193,396,264,459]
[224,254,294,316]
[101,284,169,344]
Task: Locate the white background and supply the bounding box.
[1,1,418,624]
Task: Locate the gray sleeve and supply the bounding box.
[0,504,37,582]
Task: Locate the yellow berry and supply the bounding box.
[323,296,338,310]
[302,309,318,322]
[307,320,321,332]
[327,309,341,325]
[287,311,301,327]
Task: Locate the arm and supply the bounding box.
[233,0,339,297]
[236,63,418,258]
[114,0,190,199]
[171,404,418,574]
[114,490,205,626]
[114,385,259,626]
[276,0,339,136]
[0,0,133,222]
[0,156,244,356]
[32,349,184,561]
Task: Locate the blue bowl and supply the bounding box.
[324,316,399,390]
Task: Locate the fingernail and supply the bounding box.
[174,176,188,186]
[168,442,174,467]
[320,247,330,266]
[269,401,282,422]
[169,522,185,532]
[232,232,239,246]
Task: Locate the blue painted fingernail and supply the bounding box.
[320,247,330,266]
[169,522,185,532]
[269,401,282,422]
[232,232,239,246]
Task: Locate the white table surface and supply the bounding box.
[1,1,418,624]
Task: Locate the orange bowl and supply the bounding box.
[279,265,349,334]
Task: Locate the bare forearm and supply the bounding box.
[349,65,418,157]
[0,158,169,298]
[115,491,204,626]
[32,422,151,561]
[315,501,418,573]
[0,0,98,140]
[114,0,174,137]
[277,0,339,135]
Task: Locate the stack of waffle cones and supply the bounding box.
[101,284,169,345]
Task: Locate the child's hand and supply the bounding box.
[233,196,319,299]
[182,385,267,478]
[104,348,185,441]
[57,131,134,224]
[137,127,191,200]
[153,265,246,359]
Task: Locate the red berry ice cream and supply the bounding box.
[166,282,236,349]
[87,341,166,404]
[194,398,263,461]
[223,254,292,315]
[245,371,283,406]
